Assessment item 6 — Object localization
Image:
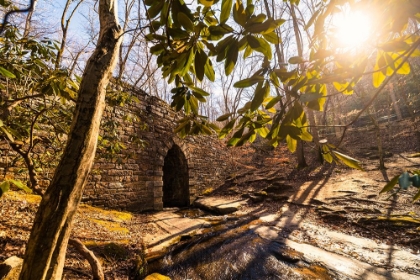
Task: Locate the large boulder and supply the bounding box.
[0,256,23,280]
[194,197,246,214]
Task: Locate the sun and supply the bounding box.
[332,10,372,49]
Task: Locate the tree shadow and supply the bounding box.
[146,163,336,279]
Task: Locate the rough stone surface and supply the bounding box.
[143,210,210,262]
[0,88,232,212]
[194,197,246,214]
[83,89,232,211]
[0,256,23,280]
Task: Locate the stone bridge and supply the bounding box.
[82,89,232,212]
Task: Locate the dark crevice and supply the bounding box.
[162,144,189,207]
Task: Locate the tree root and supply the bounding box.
[68,238,104,280]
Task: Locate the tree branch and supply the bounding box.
[68,238,104,280]
[0,0,35,34]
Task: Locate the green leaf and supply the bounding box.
[247,35,260,48]
[189,96,199,114]
[192,91,207,102]
[396,61,410,75]
[144,0,155,6]
[372,70,386,88]
[245,4,254,18]
[184,95,191,114]
[0,126,15,142]
[322,145,333,163]
[373,53,387,88]
[288,56,305,64]
[200,124,213,135]
[189,86,210,96]
[274,69,297,82]
[147,1,164,19]
[270,71,280,88]
[0,67,16,78]
[300,129,312,142]
[219,118,236,138]
[248,13,266,23]
[0,181,10,197]
[332,151,363,170]
[221,0,233,24]
[263,31,280,44]
[150,43,165,55]
[286,135,297,152]
[233,75,265,88]
[253,37,272,60]
[379,175,400,194]
[216,35,234,54]
[194,49,207,81]
[233,0,246,26]
[379,40,410,52]
[265,96,281,110]
[178,12,194,32]
[8,179,32,193]
[413,188,420,202]
[160,1,169,24]
[208,25,232,40]
[227,137,241,146]
[198,0,216,7]
[174,119,191,133]
[245,18,278,34]
[180,48,195,76]
[256,127,269,138]
[225,42,239,75]
[251,82,269,111]
[204,58,215,81]
[216,112,233,122]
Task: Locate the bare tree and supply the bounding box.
[55,0,86,68]
[19,1,123,278]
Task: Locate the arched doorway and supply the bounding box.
[162,144,189,207]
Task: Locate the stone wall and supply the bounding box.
[82,89,232,212]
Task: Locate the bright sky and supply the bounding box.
[333,10,372,49]
[332,5,372,49]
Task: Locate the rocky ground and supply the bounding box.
[1,117,420,279]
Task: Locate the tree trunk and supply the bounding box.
[398,89,414,119]
[19,1,122,279]
[22,0,38,38]
[369,114,385,169]
[306,108,322,162]
[388,84,402,120]
[330,96,341,138]
[68,239,104,280]
[296,141,307,168]
[289,3,307,168]
[56,0,86,69]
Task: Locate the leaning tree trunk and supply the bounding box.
[290,3,307,168]
[19,1,122,279]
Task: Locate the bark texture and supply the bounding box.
[19,1,122,279]
[68,239,104,280]
[290,3,307,168]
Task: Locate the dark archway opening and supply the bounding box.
[162,145,189,207]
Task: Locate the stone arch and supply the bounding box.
[162,143,189,207]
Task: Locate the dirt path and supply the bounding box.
[144,152,420,279]
[1,119,420,279]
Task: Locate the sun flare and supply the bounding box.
[333,11,372,48]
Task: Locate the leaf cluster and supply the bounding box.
[0,26,78,193]
[145,0,420,171]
